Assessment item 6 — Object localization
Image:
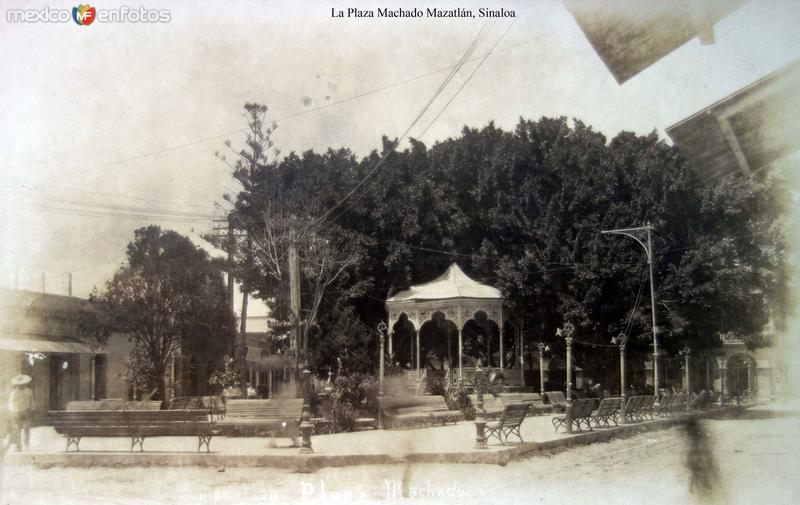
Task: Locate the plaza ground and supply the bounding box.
[1,403,799,504]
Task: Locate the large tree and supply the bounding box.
[95,226,235,399]
[227,105,786,384]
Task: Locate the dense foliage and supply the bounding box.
[228,105,786,386]
[94,226,236,399]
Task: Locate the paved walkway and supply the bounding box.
[2,405,754,469]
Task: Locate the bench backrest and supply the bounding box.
[201,396,224,411]
[67,400,163,411]
[52,409,210,432]
[544,391,566,406]
[568,398,598,418]
[594,397,621,416]
[379,395,449,411]
[169,397,205,410]
[469,394,504,412]
[498,403,529,426]
[224,399,304,419]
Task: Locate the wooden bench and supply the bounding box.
[51,409,214,452]
[551,398,598,432]
[544,391,567,412]
[218,399,304,442]
[468,394,505,419]
[485,403,530,445]
[67,400,163,411]
[590,397,621,427]
[379,395,463,429]
[499,392,553,415]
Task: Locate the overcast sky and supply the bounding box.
[1,0,800,297]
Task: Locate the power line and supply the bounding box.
[418,22,514,139]
[28,26,564,193]
[308,22,496,232]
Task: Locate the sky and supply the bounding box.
[1,0,800,298]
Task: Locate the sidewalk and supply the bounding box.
[3,405,752,470]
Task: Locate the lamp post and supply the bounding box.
[679,346,690,412]
[377,322,387,398]
[473,362,489,449]
[601,224,660,398]
[557,323,575,434]
[537,342,549,397]
[299,369,314,453]
[557,323,575,401]
[611,333,628,423]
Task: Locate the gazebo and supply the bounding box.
[385,263,505,380]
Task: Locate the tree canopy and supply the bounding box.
[94,225,235,399]
[228,106,786,384]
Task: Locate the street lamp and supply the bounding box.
[377,322,387,397]
[679,345,691,410]
[611,332,628,423]
[536,342,550,397]
[557,323,575,400]
[601,224,660,397]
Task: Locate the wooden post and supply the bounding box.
[288,225,301,368]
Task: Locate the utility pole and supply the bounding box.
[288,223,302,387]
[68,272,73,297]
[601,224,660,397]
[227,215,237,356]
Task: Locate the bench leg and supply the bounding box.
[130,436,145,452]
[66,436,81,452]
[198,435,212,453]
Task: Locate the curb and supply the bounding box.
[4,406,749,470]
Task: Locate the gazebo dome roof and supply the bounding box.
[386,263,502,302]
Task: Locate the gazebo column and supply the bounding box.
[388,330,393,356]
[499,315,505,370]
[458,326,463,381]
[416,329,421,371]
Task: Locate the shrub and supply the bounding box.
[329,373,378,432]
[446,382,475,420]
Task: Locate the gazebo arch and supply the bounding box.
[385,263,505,380]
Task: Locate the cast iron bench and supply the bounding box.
[551,398,598,433]
[544,391,567,412]
[50,409,214,452]
[590,397,621,427]
[379,395,463,429]
[624,395,655,422]
[485,403,530,445]
[218,399,304,442]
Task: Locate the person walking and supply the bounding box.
[8,374,33,452]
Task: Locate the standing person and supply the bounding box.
[8,374,33,452]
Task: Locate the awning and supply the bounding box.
[0,337,98,354]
